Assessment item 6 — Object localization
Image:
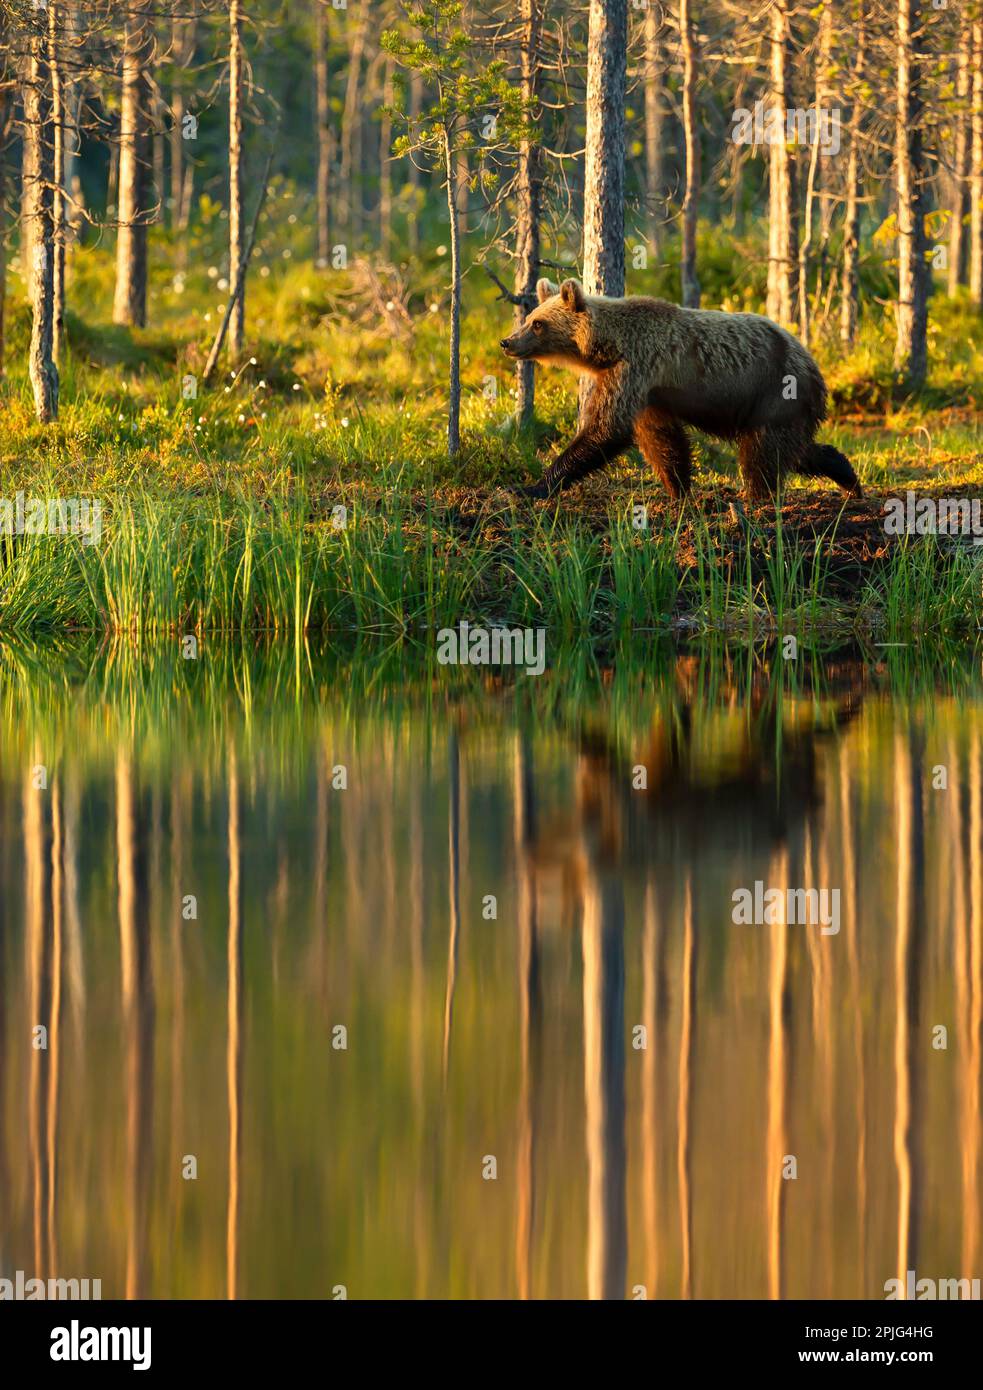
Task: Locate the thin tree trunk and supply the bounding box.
[379,57,394,261]
[443,124,461,457]
[61,7,83,238]
[21,56,40,306]
[314,0,331,265]
[840,6,867,346]
[970,15,983,305]
[113,0,153,327]
[340,13,366,247]
[0,72,8,375]
[803,1,833,340]
[514,0,543,425]
[170,3,197,232]
[894,0,928,384]
[798,123,821,345]
[581,0,627,418]
[767,1,795,326]
[407,72,422,252]
[49,2,64,362]
[643,3,664,251]
[679,0,700,308]
[948,10,971,295]
[229,0,245,355]
[454,147,468,238]
[25,23,58,421]
[151,87,164,224]
[814,3,835,300]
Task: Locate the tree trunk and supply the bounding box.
[894,0,928,385]
[61,6,83,240]
[407,72,422,252]
[679,0,700,308]
[0,51,8,376]
[49,2,65,362]
[443,124,461,457]
[947,9,971,295]
[454,147,468,238]
[379,58,394,261]
[340,13,366,248]
[767,1,796,326]
[514,0,542,425]
[229,0,245,356]
[113,0,153,327]
[583,0,627,298]
[798,130,820,347]
[970,16,983,306]
[811,2,835,324]
[643,2,664,252]
[314,0,331,265]
[21,59,40,305]
[170,3,197,232]
[581,0,627,418]
[798,6,832,348]
[25,23,58,421]
[840,6,867,346]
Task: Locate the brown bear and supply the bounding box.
[500,278,863,502]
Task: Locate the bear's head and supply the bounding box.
[500,278,592,372]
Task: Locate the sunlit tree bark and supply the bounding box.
[893,0,928,383]
[679,0,700,308]
[113,0,154,327]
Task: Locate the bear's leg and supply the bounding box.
[794,443,864,498]
[737,425,795,500]
[633,407,693,499]
[527,397,634,497]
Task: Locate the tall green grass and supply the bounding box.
[0,483,980,642]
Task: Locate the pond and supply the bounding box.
[0,638,979,1299]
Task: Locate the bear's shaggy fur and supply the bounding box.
[500,278,862,501]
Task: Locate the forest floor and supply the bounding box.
[1,241,982,642]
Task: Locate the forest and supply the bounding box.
[0,0,981,642]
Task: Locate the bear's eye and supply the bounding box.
[532,321,543,334]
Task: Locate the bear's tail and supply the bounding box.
[795,443,863,499]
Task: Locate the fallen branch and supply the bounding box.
[203,138,277,386]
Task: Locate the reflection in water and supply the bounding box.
[0,641,980,1299]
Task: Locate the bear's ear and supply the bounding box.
[560,279,586,313]
[536,278,557,304]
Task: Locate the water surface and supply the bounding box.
[1,640,980,1299]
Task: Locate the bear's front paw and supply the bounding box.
[515,479,553,501]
